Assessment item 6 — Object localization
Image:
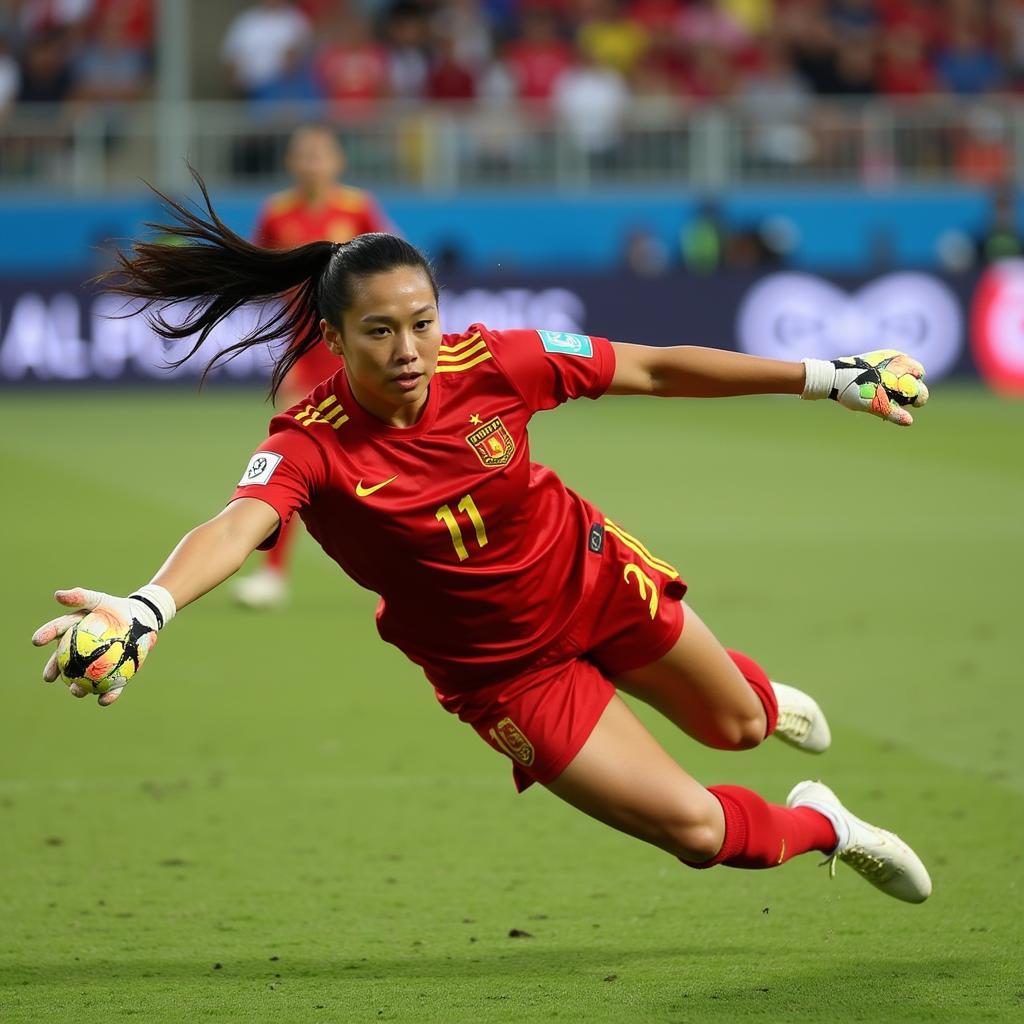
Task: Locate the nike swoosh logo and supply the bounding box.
[355,475,398,497]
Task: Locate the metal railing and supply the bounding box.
[0,97,1019,193]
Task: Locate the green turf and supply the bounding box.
[1,386,1021,1023]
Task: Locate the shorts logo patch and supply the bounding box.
[489,717,535,767]
[537,330,593,358]
[466,416,516,468]
[588,523,605,554]
[239,451,282,486]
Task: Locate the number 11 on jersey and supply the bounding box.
[436,494,488,561]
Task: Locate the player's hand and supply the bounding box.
[802,350,929,426]
[31,585,173,706]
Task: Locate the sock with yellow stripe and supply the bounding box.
[727,649,778,737]
[683,785,837,869]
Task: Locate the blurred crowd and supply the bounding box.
[0,0,152,115]
[221,0,1024,110]
[6,0,1024,119]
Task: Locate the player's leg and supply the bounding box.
[615,603,830,753]
[545,695,931,901]
[544,693,832,863]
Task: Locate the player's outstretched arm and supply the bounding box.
[608,344,929,426]
[30,498,280,707]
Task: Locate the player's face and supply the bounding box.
[323,267,442,427]
[287,130,343,193]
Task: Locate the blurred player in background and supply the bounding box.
[234,123,393,610]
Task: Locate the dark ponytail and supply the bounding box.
[98,167,437,398]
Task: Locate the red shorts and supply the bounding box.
[284,343,344,395]
[435,517,686,792]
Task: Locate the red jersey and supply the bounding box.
[314,42,390,108]
[231,325,616,693]
[504,41,574,101]
[254,185,391,390]
[253,184,390,250]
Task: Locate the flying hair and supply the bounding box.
[96,165,436,399]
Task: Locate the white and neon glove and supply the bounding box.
[801,350,929,426]
[31,585,175,706]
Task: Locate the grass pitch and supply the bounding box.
[1,386,1021,1022]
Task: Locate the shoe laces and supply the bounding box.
[822,845,899,882]
[776,708,812,741]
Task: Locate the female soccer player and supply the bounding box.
[31,183,933,903]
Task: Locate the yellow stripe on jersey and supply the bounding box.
[434,351,493,374]
[438,331,483,356]
[295,394,349,430]
[437,339,487,364]
[604,520,680,578]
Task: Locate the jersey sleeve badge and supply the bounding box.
[238,451,283,486]
[465,415,516,467]
[537,330,594,358]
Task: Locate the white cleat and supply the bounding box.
[231,568,287,610]
[786,780,932,904]
[773,682,831,753]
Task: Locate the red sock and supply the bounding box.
[266,516,296,573]
[684,785,837,869]
[727,649,778,737]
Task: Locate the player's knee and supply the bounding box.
[666,820,722,863]
[648,807,723,862]
[715,709,767,750]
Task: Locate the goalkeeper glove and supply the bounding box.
[801,349,929,426]
[31,585,175,706]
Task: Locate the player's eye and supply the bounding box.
[369,326,391,337]
[414,319,433,331]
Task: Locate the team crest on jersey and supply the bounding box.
[466,416,515,468]
[489,717,535,766]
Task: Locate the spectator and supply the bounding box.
[503,9,574,104]
[222,0,313,101]
[936,20,1004,95]
[71,1,149,103]
[686,42,739,98]
[314,11,389,113]
[553,44,630,160]
[382,2,431,100]
[639,30,689,94]
[17,27,75,103]
[627,0,682,35]
[976,186,1023,262]
[432,0,494,71]
[785,1,842,94]
[622,224,671,276]
[675,0,748,53]
[719,0,772,37]
[680,201,724,275]
[878,22,936,95]
[994,0,1024,86]
[576,0,649,77]
[427,33,478,100]
[738,33,814,167]
[879,0,944,50]
[90,0,152,51]
[830,30,878,94]
[829,0,879,33]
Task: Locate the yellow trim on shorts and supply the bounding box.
[604,519,679,579]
